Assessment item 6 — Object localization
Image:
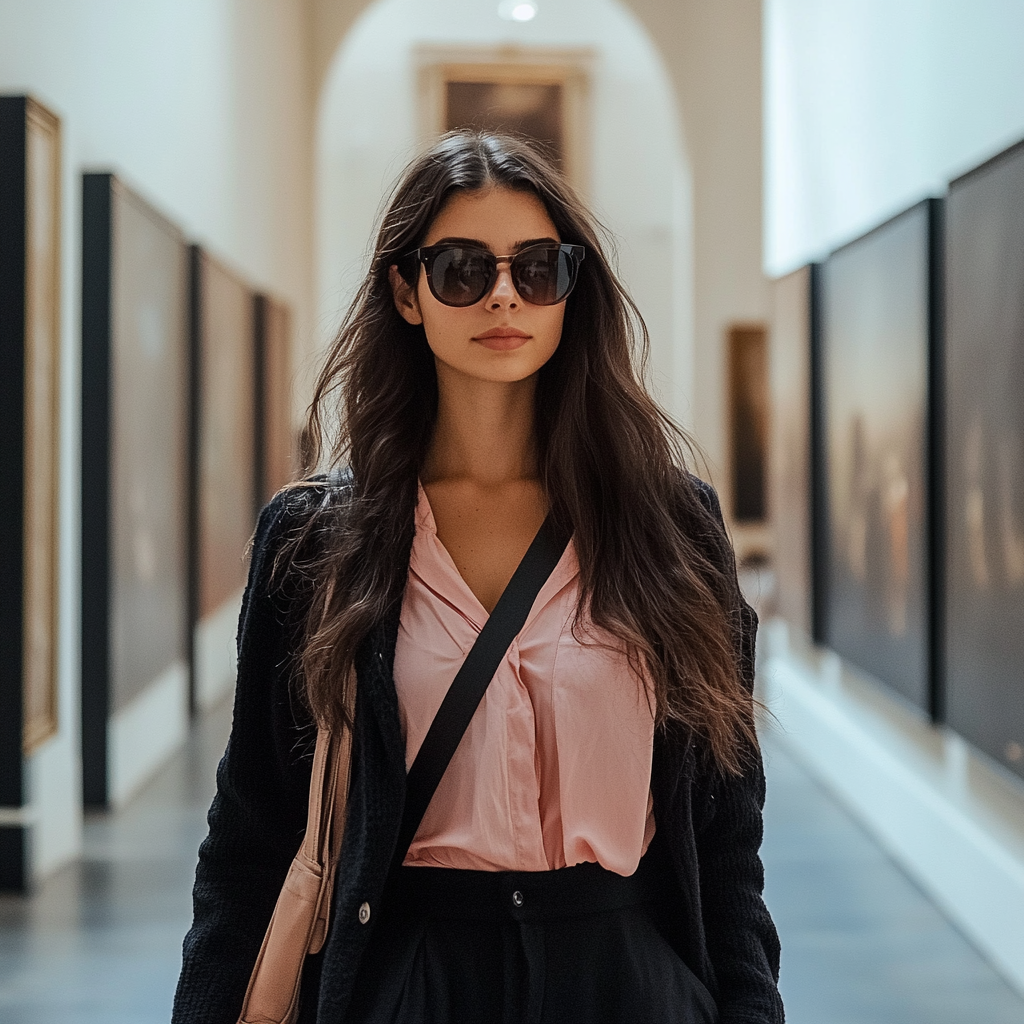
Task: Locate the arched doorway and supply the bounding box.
[314,0,694,427]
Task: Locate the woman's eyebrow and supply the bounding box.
[512,236,560,251]
[429,236,561,252]
[431,236,488,248]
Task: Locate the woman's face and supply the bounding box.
[390,186,566,385]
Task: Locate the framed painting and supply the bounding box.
[944,139,1024,781]
[81,173,190,807]
[189,247,257,710]
[769,266,813,636]
[815,200,940,715]
[729,324,769,524]
[447,78,564,167]
[415,46,592,191]
[254,292,295,505]
[0,95,61,888]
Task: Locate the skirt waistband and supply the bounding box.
[385,854,670,923]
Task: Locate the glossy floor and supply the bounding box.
[1,702,1023,1023]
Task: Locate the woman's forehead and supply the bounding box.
[423,187,559,250]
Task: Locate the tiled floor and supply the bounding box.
[1,703,1023,1022]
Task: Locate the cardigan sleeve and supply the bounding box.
[171,489,320,1024]
[691,479,784,1024]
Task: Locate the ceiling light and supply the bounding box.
[498,0,538,22]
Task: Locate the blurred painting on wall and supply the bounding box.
[189,247,257,708]
[0,96,61,868]
[729,324,769,524]
[0,97,61,773]
[254,292,295,505]
[19,100,61,754]
[81,173,190,806]
[817,201,936,713]
[415,47,591,191]
[944,140,1024,781]
[446,79,563,168]
[0,95,62,884]
[769,268,812,635]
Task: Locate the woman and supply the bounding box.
[173,131,783,1024]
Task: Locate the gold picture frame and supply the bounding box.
[22,98,61,754]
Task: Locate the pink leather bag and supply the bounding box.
[237,688,356,1024]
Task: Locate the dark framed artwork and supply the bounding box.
[81,174,190,807]
[416,50,591,190]
[446,78,564,168]
[254,292,295,505]
[815,200,940,715]
[0,95,62,890]
[189,247,257,710]
[728,324,769,524]
[769,267,813,635]
[944,139,1024,781]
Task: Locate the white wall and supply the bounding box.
[316,0,694,428]
[0,0,314,879]
[764,0,1024,274]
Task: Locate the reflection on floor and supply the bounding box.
[1,704,1023,1023]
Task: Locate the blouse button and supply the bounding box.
[358,901,371,924]
[512,890,524,908]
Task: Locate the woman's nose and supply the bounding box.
[487,260,519,309]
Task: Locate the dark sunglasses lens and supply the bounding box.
[429,247,493,306]
[513,248,577,305]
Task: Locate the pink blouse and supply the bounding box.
[393,484,656,876]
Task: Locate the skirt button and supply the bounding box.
[358,901,371,924]
[512,890,524,908]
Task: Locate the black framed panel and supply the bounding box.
[81,173,190,807]
[1,96,61,890]
[816,201,939,714]
[944,140,1024,781]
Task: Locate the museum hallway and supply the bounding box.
[0,697,1022,1024]
[5,2,1024,1021]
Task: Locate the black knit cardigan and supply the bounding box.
[172,475,784,1024]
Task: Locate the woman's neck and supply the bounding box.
[422,362,539,486]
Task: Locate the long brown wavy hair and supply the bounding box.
[284,130,757,775]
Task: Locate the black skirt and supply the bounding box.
[347,841,718,1024]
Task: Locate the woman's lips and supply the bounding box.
[472,327,531,351]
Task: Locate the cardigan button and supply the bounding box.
[512,890,524,908]
[358,901,371,924]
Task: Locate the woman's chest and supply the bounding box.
[393,554,657,872]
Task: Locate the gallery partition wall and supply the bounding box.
[81,173,191,809]
[0,96,61,889]
[813,200,942,718]
[944,141,1024,782]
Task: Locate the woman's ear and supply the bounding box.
[389,265,423,325]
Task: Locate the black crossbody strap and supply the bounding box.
[395,514,569,862]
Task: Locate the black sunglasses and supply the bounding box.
[398,242,586,307]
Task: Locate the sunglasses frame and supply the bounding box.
[398,242,586,308]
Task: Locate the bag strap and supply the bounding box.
[237,676,355,1024]
[394,513,569,862]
